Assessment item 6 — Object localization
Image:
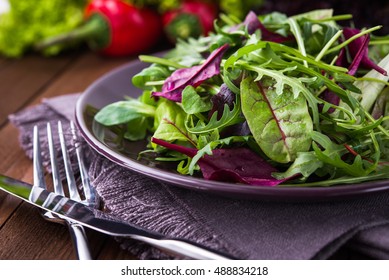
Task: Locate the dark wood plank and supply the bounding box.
[36,52,131,97]
[0,202,75,259]
[0,124,33,227]
[0,192,22,226]
[0,54,77,126]
[0,52,137,259]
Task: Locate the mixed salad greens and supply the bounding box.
[94,9,389,187]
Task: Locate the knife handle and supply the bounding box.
[130,235,235,260]
[67,221,93,260]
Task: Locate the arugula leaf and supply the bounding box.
[185,98,244,134]
[311,131,376,177]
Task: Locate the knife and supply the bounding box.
[0,174,235,260]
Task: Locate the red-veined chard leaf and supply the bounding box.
[241,76,313,163]
[151,137,288,186]
[152,44,229,102]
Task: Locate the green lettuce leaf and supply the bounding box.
[152,100,190,144]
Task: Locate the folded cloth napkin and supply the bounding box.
[8,93,389,260]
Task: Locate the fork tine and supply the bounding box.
[32,125,46,189]
[70,121,96,207]
[47,122,65,196]
[57,121,81,201]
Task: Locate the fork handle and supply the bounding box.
[67,221,93,260]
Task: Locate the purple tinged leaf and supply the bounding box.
[209,84,250,137]
[320,28,388,111]
[208,84,235,119]
[319,89,340,113]
[339,28,387,76]
[152,44,229,102]
[151,137,289,186]
[243,11,262,35]
[238,11,293,43]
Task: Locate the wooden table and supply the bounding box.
[0,51,139,259]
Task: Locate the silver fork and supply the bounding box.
[33,120,97,260]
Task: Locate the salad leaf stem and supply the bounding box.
[356,77,389,87]
[307,14,353,23]
[325,26,383,56]
[145,80,165,86]
[370,40,389,46]
[288,18,308,67]
[315,30,343,62]
[139,55,186,69]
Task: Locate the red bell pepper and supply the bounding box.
[35,0,163,57]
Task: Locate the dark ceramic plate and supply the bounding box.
[75,57,389,201]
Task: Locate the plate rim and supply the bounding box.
[74,57,389,201]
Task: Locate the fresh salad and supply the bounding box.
[94,9,389,187]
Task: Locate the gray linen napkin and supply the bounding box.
[8,93,389,260]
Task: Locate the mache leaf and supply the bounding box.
[94,99,155,126]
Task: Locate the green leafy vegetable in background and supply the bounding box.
[0,0,87,57]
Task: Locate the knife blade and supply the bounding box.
[0,174,235,260]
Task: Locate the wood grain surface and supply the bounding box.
[0,51,137,260]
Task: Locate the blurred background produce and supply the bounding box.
[34,0,163,57]
[0,0,87,57]
[0,0,388,58]
[0,0,263,57]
